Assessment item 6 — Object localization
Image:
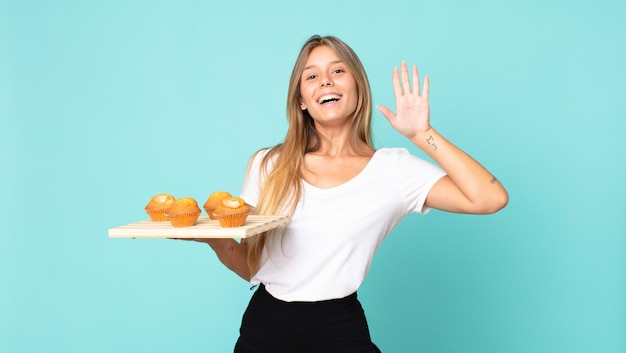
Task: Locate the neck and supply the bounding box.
[311,128,372,158]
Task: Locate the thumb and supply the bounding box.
[376,105,394,121]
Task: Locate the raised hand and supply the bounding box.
[376,61,431,139]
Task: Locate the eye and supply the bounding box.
[305,74,317,80]
[332,68,346,74]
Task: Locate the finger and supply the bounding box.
[423,75,430,100]
[412,66,420,96]
[391,67,402,98]
[400,61,410,95]
[376,104,395,121]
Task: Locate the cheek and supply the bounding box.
[299,86,315,105]
[350,82,360,106]
[301,82,314,95]
[348,86,360,108]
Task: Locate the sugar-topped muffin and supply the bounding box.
[203,191,232,219]
[145,193,176,222]
[213,197,250,228]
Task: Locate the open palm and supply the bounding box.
[377,61,431,139]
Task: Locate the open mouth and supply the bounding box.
[317,94,341,104]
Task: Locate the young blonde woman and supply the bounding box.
[192,35,508,352]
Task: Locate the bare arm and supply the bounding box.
[173,236,250,280]
[201,238,251,281]
[412,128,508,214]
[176,205,255,281]
[378,62,508,214]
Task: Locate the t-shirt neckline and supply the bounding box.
[302,149,384,192]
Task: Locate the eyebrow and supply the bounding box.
[303,60,344,71]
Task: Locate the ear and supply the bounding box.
[300,103,307,110]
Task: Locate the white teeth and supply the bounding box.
[318,94,340,104]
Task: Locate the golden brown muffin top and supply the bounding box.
[203,191,232,210]
[145,193,175,211]
[215,197,249,215]
[167,197,201,215]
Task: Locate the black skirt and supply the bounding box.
[234,284,382,353]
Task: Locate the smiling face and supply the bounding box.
[299,45,359,126]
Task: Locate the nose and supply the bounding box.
[320,77,333,87]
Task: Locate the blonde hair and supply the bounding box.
[246,35,374,275]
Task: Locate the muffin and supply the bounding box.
[145,193,176,221]
[203,191,232,219]
[213,197,250,228]
[165,197,201,227]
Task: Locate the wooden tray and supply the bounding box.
[108,215,289,239]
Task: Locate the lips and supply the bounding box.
[317,94,341,104]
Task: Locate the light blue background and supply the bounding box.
[2,1,625,352]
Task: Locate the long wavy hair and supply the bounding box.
[245,35,374,275]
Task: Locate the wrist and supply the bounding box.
[414,126,434,139]
[411,127,437,148]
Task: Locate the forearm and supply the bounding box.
[412,127,508,213]
[205,238,251,281]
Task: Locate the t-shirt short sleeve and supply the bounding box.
[240,149,271,208]
[391,148,447,215]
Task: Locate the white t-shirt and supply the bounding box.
[240,147,446,302]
